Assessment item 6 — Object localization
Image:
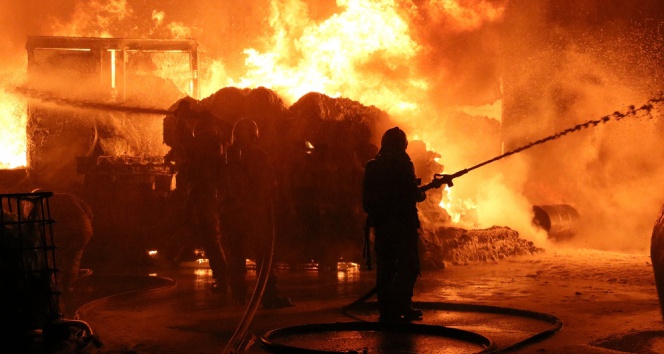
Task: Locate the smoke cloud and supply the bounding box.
[499,0,664,252]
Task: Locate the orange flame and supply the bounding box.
[0,89,27,169]
[52,0,132,38]
[232,0,426,117]
[440,185,478,226]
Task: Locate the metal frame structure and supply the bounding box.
[26,36,200,99]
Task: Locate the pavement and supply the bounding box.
[44,251,664,353]
[61,264,558,353]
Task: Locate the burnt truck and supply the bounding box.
[24,36,199,267]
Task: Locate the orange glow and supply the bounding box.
[52,0,130,38]
[194,268,213,278]
[2,0,502,228]
[110,49,116,88]
[7,0,659,253]
[0,89,27,169]
[428,0,505,31]
[150,51,195,97]
[440,185,477,226]
[233,0,426,116]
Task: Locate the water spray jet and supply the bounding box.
[12,86,173,116]
[434,94,664,185]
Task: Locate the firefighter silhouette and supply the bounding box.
[362,127,452,322]
[163,99,229,291]
[219,118,292,308]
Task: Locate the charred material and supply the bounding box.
[19,60,540,271]
[189,88,394,269]
[188,87,538,270]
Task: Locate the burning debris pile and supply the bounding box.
[6,74,546,270]
[284,92,390,268]
[177,86,543,269]
[191,87,392,268]
[421,225,543,269]
[0,0,660,272]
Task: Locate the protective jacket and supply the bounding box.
[362,150,425,229]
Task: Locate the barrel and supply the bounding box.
[532,204,579,240]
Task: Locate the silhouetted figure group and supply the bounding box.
[220,118,292,308]
[164,99,291,308]
[164,99,454,319]
[165,99,228,290]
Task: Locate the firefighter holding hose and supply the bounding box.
[362,127,453,322]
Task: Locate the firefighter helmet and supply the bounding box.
[380,127,408,152]
[231,118,259,147]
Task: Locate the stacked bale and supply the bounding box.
[199,86,291,159]
[284,92,391,269]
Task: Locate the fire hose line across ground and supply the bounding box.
[69,267,562,354]
[224,225,562,354]
[257,286,563,354]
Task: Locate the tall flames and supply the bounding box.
[232,0,425,115]
[210,0,506,229]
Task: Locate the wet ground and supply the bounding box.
[62,249,664,353]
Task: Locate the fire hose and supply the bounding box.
[256,280,562,353]
[260,301,562,353]
[222,197,279,354]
